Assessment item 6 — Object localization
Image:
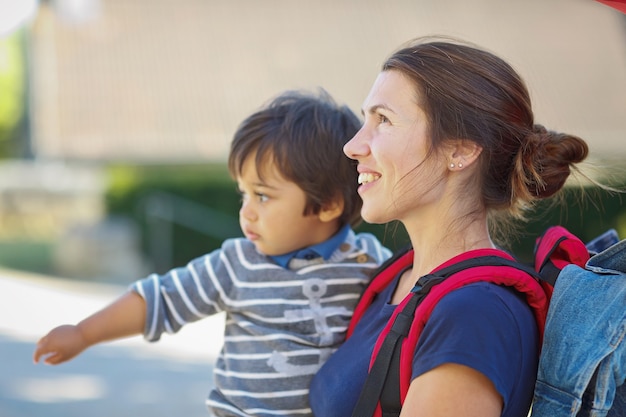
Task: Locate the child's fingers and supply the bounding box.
[33,338,46,363]
[42,352,64,365]
[33,346,64,365]
[33,336,57,364]
[33,326,83,365]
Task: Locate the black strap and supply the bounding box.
[350,276,443,417]
[351,255,537,417]
[535,235,568,286]
[350,295,418,417]
[379,338,403,417]
[431,255,539,281]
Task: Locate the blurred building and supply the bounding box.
[1,0,625,280]
[25,0,626,164]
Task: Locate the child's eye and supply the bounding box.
[256,193,269,203]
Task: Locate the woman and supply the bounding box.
[309,37,589,417]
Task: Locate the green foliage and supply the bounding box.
[105,163,625,272]
[104,162,412,272]
[106,163,238,213]
[0,239,53,274]
[105,163,242,272]
[511,185,626,262]
[0,31,25,158]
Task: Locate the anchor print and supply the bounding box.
[267,278,349,376]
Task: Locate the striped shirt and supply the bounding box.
[132,229,391,417]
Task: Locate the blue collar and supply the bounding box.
[271,224,351,268]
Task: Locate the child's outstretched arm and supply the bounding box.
[33,290,146,365]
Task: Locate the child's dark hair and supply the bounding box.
[228,89,363,226]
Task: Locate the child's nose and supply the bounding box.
[240,201,257,221]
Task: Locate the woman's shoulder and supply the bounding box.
[414,281,540,411]
[422,281,539,358]
[434,281,535,324]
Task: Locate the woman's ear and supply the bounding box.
[448,140,482,170]
[318,198,344,222]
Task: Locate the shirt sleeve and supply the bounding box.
[131,247,227,341]
[411,282,539,409]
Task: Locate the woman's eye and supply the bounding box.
[256,193,269,203]
[374,112,390,124]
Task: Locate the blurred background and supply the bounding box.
[0,0,625,280]
[0,0,625,416]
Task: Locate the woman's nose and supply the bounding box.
[343,126,369,159]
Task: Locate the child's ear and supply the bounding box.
[318,198,344,223]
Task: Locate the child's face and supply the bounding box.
[236,155,338,256]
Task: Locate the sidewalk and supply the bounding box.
[0,268,225,417]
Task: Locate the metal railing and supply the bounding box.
[142,191,240,272]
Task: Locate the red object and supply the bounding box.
[347,226,589,417]
[595,0,626,14]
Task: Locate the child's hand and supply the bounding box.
[33,325,88,365]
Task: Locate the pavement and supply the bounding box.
[0,268,226,417]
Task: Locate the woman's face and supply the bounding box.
[344,70,448,225]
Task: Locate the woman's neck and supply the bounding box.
[390,219,493,305]
[404,214,494,282]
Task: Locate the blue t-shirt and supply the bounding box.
[310,277,539,417]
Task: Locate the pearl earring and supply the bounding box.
[458,162,463,168]
[449,163,455,169]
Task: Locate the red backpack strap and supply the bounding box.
[350,265,445,417]
[347,248,414,338]
[534,226,590,299]
[397,255,549,405]
[351,248,549,417]
[351,226,590,417]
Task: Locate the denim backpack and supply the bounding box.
[348,226,623,417]
[530,229,625,417]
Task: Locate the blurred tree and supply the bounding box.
[0,29,26,158]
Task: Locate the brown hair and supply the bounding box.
[228,89,363,226]
[382,37,588,222]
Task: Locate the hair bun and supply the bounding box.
[524,124,588,198]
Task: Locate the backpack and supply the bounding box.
[348,225,593,417]
[531,229,625,417]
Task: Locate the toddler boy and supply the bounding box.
[33,89,391,417]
